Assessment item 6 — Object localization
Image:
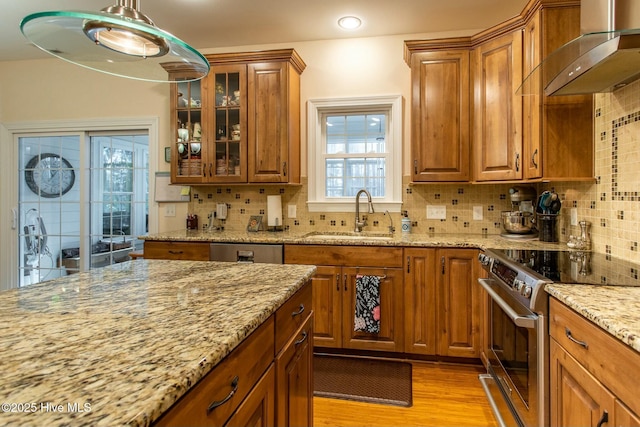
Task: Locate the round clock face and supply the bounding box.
[25,153,76,198]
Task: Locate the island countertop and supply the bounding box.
[0,260,316,427]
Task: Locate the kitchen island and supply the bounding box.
[0,260,316,426]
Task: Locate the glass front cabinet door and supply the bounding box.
[172,77,205,183]
[211,65,247,183]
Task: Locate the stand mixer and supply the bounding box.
[501,186,538,239]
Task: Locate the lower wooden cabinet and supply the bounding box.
[284,245,404,352]
[549,298,640,426]
[224,366,275,427]
[276,314,313,427]
[155,317,275,427]
[143,240,210,260]
[155,282,314,427]
[404,248,482,358]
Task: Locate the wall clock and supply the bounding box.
[25,153,76,198]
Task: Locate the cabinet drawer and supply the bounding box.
[144,241,210,261]
[275,281,312,354]
[549,298,640,416]
[155,316,275,427]
[284,244,403,268]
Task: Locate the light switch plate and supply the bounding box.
[287,204,297,219]
[473,206,483,220]
[570,208,578,226]
[164,204,176,217]
[427,205,446,219]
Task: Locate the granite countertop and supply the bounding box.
[140,229,564,251]
[0,260,316,427]
[546,284,640,354]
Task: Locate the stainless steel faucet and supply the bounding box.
[354,189,374,232]
[384,210,395,234]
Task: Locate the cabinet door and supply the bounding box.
[247,62,292,183]
[411,50,470,182]
[210,64,248,183]
[171,76,206,184]
[342,267,404,352]
[225,365,275,427]
[276,315,313,427]
[437,248,482,358]
[472,31,523,181]
[615,400,640,427]
[310,266,342,348]
[522,11,542,180]
[550,339,615,427]
[403,248,437,355]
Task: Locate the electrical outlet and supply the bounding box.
[473,206,483,220]
[287,204,297,219]
[426,205,446,219]
[570,208,578,226]
[164,204,176,217]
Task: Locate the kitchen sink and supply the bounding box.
[303,232,394,241]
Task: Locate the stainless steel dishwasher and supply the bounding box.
[209,243,284,264]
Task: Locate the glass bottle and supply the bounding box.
[578,220,591,250]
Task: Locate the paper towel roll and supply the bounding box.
[267,195,283,227]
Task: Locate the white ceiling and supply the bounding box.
[0,0,529,62]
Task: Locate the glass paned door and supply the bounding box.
[17,132,149,286]
[90,134,148,269]
[19,135,81,286]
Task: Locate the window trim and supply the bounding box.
[307,95,403,213]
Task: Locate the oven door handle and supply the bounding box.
[478,278,537,329]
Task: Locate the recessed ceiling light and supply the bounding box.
[338,16,362,30]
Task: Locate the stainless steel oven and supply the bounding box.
[477,247,640,427]
[477,249,551,427]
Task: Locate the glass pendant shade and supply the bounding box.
[20,3,209,82]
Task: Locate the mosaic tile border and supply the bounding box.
[611,110,640,201]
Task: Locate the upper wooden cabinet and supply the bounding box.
[472,30,524,182]
[169,49,305,185]
[522,4,594,181]
[407,48,471,182]
[404,0,594,184]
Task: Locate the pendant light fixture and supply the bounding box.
[20,0,209,82]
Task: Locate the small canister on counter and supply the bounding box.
[401,215,412,234]
[186,214,198,230]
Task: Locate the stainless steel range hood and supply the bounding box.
[519,0,640,96]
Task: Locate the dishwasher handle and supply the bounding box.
[478,278,537,329]
[237,250,255,263]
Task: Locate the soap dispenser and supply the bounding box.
[401,212,411,234]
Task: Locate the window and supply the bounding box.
[307,95,402,212]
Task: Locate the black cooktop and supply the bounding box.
[490,248,640,287]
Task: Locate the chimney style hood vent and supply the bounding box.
[519,0,640,96]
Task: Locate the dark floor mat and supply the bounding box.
[313,354,412,407]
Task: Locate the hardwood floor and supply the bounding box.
[313,360,498,427]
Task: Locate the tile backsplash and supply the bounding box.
[187,79,640,264]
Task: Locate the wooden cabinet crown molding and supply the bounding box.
[404,0,581,65]
[204,49,306,74]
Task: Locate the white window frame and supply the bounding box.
[307,95,403,213]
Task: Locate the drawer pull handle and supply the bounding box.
[291,304,305,317]
[207,376,239,413]
[295,330,308,346]
[565,327,589,349]
[596,411,608,427]
[168,250,184,255]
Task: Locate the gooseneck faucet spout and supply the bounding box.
[354,189,374,232]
